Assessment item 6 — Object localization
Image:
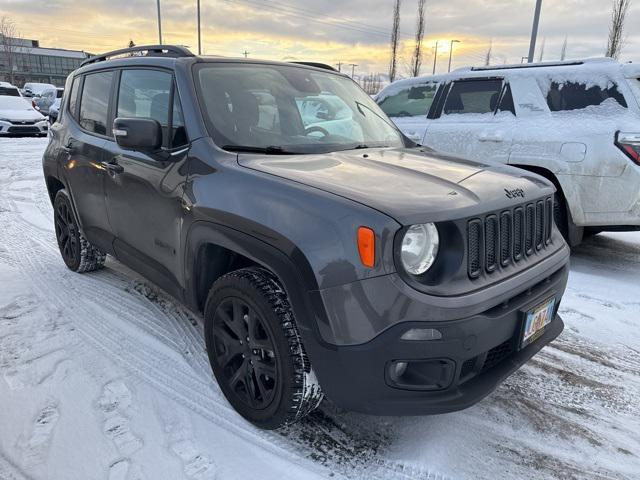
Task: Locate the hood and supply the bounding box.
[238,148,555,225]
[0,108,44,122]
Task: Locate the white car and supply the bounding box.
[0,96,48,136]
[21,82,56,98]
[0,81,22,97]
[33,87,63,115]
[376,58,640,245]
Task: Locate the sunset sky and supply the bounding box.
[2,0,639,77]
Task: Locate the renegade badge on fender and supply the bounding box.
[43,45,570,429]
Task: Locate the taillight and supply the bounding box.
[31,99,36,108]
[615,131,640,166]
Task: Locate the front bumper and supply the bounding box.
[308,248,569,415]
[0,120,48,136]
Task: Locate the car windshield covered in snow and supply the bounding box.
[0,96,34,111]
[195,63,404,154]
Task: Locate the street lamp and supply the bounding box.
[448,40,460,73]
[156,0,163,44]
[432,41,439,75]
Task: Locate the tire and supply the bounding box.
[53,190,106,273]
[204,268,323,429]
[553,192,583,247]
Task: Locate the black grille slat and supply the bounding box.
[500,211,512,267]
[485,215,498,272]
[525,204,535,255]
[513,207,524,261]
[468,219,482,279]
[481,340,514,372]
[535,201,544,250]
[545,197,553,244]
[467,196,553,279]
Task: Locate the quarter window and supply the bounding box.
[377,83,438,117]
[546,81,627,111]
[443,79,503,115]
[79,71,114,135]
[68,76,81,120]
[117,69,187,148]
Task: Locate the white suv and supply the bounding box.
[376,59,640,245]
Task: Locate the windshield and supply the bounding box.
[0,97,33,110]
[196,63,405,154]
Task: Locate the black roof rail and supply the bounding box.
[469,60,584,72]
[81,44,194,67]
[291,61,338,72]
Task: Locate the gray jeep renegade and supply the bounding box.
[42,45,570,429]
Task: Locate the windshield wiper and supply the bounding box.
[222,145,296,155]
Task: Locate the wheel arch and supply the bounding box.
[184,221,327,348]
[510,163,585,224]
[45,175,66,205]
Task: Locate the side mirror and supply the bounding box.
[48,109,59,123]
[113,117,162,152]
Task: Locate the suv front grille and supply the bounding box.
[467,196,553,279]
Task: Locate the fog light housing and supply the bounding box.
[386,359,455,391]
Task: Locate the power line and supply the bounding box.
[218,0,412,41]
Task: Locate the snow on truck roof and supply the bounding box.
[377,58,638,101]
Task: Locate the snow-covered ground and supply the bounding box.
[1,137,639,480]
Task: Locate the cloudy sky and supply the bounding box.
[2,0,639,77]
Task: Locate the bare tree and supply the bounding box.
[410,0,426,77]
[388,0,401,83]
[606,0,631,59]
[537,37,545,62]
[0,16,20,85]
[484,39,493,66]
[361,73,383,95]
[560,36,568,60]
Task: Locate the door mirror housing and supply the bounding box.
[113,117,162,152]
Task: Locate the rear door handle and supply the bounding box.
[100,160,124,174]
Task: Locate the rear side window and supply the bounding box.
[117,69,187,148]
[378,83,438,117]
[498,84,516,115]
[79,71,114,135]
[443,79,503,115]
[546,81,627,112]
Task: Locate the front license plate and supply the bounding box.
[520,297,556,349]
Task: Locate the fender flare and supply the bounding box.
[183,220,333,360]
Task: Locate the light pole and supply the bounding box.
[527,0,543,63]
[432,41,439,75]
[350,63,358,78]
[156,0,163,44]
[447,39,460,73]
[197,0,201,54]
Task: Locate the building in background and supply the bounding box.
[0,35,89,87]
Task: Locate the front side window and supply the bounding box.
[545,80,628,112]
[79,71,114,135]
[117,69,187,148]
[443,79,503,115]
[196,64,404,154]
[378,83,438,117]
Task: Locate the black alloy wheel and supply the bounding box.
[211,297,278,410]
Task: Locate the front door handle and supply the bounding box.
[101,160,124,174]
[478,132,504,143]
[62,140,75,154]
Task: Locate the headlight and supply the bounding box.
[400,223,439,275]
[0,118,10,122]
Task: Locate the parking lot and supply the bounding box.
[0,137,639,480]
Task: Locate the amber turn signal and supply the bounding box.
[357,227,375,268]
